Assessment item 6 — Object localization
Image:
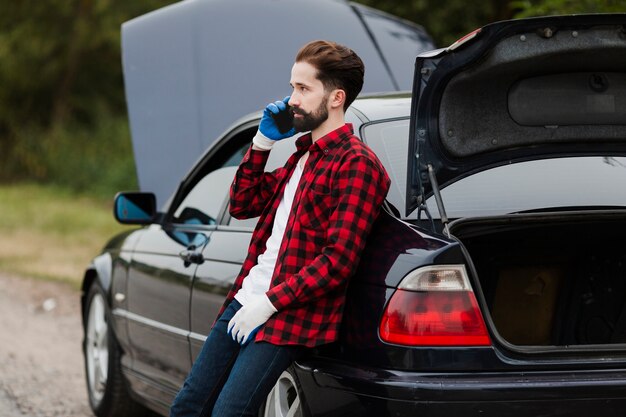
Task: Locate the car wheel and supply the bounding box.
[261,367,304,417]
[83,282,152,417]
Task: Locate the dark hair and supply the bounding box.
[295,40,364,111]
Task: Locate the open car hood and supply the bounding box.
[121,0,434,206]
[406,14,626,216]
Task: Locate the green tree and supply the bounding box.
[513,0,625,17]
[0,1,177,131]
[354,0,515,47]
[354,0,623,47]
[0,0,177,185]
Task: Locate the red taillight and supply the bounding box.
[379,265,490,347]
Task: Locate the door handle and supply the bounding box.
[179,249,204,267]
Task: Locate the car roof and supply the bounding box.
[229,92,413,128]
[350,92,412,122]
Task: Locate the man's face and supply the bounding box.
[288,61,330,133]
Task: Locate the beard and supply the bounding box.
[292,94,329,133]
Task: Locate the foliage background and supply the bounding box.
[0,0,620,200]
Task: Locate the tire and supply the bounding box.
[260,366,305,417]
[83,282,154,417]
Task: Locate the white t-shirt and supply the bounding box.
[235,163,304,306]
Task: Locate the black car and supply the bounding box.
[82,9,626,417]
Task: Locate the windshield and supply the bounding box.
[362,119,626,220]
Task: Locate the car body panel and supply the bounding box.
[122,0,434,207]
[406,14,626,214]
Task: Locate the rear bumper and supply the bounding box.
[295,361,626,416]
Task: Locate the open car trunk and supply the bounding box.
[451,211,626,349]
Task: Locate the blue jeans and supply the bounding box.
[170,300,303,417]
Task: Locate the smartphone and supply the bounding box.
[271,103,294,134]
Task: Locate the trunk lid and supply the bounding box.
[407,14,626,216]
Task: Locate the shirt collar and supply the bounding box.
[295,123,354,154]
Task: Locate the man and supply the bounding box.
[170,40,390,417]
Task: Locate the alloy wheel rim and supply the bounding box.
[264,371,302,417]
[86,292,109,404]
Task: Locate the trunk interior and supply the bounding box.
[451,211,626,348]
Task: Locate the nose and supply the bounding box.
[288,92,299,107]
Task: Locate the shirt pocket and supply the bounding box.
[298,182,332,232]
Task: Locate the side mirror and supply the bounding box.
[114,192,157,225]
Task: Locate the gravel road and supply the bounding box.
[0,273,92,417]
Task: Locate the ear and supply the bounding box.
[330,89,346,110]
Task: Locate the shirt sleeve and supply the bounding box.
[229,145,285,219]
[266,154,391,310]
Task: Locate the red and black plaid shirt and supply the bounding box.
[224,123,390,347]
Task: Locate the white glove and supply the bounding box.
[228,295,277,345]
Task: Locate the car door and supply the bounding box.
[126,163,246,394]
[189,133,298,358]
[125,223,208,388]
[189,214,256,358]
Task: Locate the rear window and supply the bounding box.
[428,156,626,219]
[361,119,626,220]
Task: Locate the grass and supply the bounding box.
[0,183,132,289]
